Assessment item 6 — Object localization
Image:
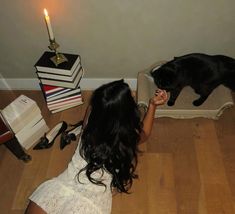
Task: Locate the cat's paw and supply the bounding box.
[167,100,175,106]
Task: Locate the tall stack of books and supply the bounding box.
[1,95,49,150]
[35,51,84,113]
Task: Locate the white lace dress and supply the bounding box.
[29,138,112,214]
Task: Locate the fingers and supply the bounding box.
[155,89,168,100]
[155,89,165,95]
[149,89,168,107]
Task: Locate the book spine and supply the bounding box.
[51,101,83,113]
[37,63,81,81]
[46,88,72,99]
[47,94,82,105]
[46,88,81,102]
[44,86,65,94]
[39,67,83,89]
[48,97,83,109]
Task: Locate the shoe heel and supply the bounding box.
[33,121,68,150]
[60,120,83,150]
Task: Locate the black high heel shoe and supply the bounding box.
[60,120,83,150]
[33,121,68,150]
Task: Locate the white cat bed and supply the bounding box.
[137,70,234,119]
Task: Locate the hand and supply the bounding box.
[149,89,168,106]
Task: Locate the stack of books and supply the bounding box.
[1,95,49,150]
[35,51,84,113]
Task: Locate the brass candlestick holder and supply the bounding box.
[48,39,68,66]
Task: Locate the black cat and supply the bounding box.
[150,53,235,106]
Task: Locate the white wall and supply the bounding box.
[0,0,234,81]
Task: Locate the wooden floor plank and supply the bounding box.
[0,148,24,213]
[194,120,234,214]
[112,153,177,214]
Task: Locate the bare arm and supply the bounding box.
[140,89,168,143]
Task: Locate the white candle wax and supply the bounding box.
[44,9,54,40]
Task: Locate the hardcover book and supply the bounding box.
[51,101,84,114]
[41,85,67,95]
[39,67,84,89]
[36,63,81,81]
[47,96,83,110]
[1,95,39,133]
[35,51,81,76]
[46,87,81,102]
[47,92,82,105]
[40,84,71,98]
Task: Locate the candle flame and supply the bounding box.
[44,9,48,16]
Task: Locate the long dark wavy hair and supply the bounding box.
[78,79,142,193]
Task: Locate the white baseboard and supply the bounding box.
[0,78,137,90]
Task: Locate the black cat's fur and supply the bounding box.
[151,53,235,106]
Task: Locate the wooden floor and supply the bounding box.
[0,90,235,214]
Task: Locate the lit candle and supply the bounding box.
[44,9,54,40]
